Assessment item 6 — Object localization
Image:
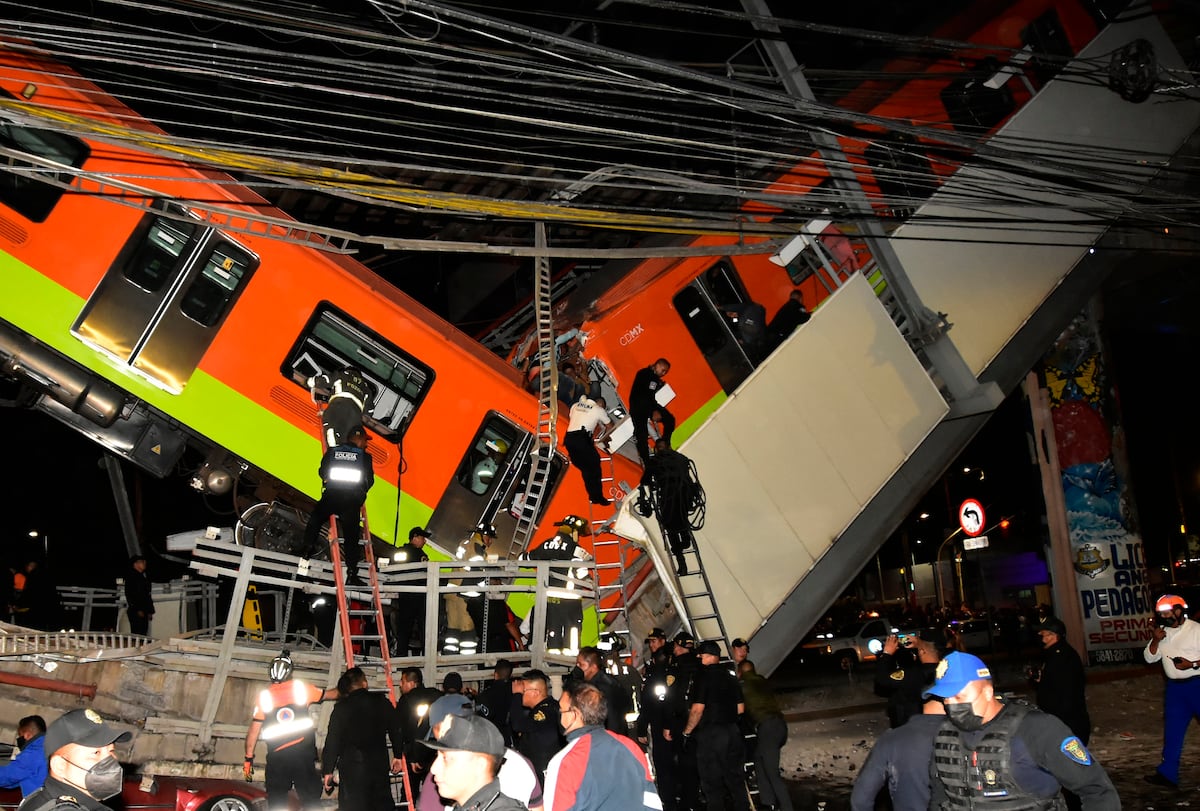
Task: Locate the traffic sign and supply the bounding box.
[959,499,986,537]
[963,535,989,550]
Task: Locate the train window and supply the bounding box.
[702,260,749,310]
[179,241,255,327]
[282,304,435,442]
[456,420,521,496]
[0,117,89,223]
[123,217,198,294]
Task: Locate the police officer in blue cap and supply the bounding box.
[924,651,1118,810]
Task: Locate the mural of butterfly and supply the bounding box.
[1045,354,1101,405]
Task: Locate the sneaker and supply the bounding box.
[1144,772,1178,789]
[591,497,611,506]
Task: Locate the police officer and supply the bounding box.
[575,646,631,737]
[302,426,374,586]
[475,659,517,744]
[851,697,945,811]
[244,651,338,811]
[664,632,701,810]
[875,628,945,728]
[20,709,131,811]
[395,667,443,796]
[639,441,699,575]
[637,646,677,811]
[629,358,674,466]
[510,669,562,780]
[391,526,432,656]
[925,651,1119,810]
[1144,593,1200,788]
[309,366,375,448]
[680,641,749,811]
[321,667,403,811]
[1031,618,1090,743]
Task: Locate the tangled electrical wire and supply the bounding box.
[635,450,706,532]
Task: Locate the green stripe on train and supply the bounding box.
[0,251,424,543]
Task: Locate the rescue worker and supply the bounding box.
[574,646,631,737]
[737,660,792,811]
[1031,618,1091,743]
[725,299,767,363]
[628,358,674,466]
[679,641,749,811]
[643,627,668,674]
[302,425,374,586]
[309,366,375,448]
[523,516,591,654]
[637,647,677,811]
[321,667,403,811]
[20,709,131,811]
[511,669,562,781]
[0,715,47,797]
[563,395,613,505]
[1144,593,1200,788]
[244,651,338,811]
[664,632,701,811]
[875,628,946,728]
[765,289,811,353]
[123,555,154,636]
[925,651,1119,810]
[391,526,432,656]
[396,667,443,796]
[638,440,699,575]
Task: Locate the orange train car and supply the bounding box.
[506,0,1104,452]
[0,43,639,568]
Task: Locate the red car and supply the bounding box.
[0,771,267,811]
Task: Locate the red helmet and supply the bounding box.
[1156,594,1188,612]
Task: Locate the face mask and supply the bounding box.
[67,755,124,800]
[569,666,584,682]
[15,736,28,752]
[946,702,985,732]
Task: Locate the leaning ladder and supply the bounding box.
[512,221,560,557]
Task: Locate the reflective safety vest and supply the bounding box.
[526,531,589,598]
[255,680,321,752]
[932,703,1064,811]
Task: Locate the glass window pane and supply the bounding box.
[123,218,196,293]
[179,242,254,327]
[0,118,89,223]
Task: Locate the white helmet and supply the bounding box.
[269,651,294,683]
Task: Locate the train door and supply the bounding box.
[73,206,258,394]
[426,413,565,558]
[673,258,755,394]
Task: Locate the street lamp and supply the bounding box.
[28,530,47,560]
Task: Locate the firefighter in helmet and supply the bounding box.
[244,651,339,811]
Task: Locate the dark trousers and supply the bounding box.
[633,406,675,464]
[265,744,322,811]
[334,754,393,811]
[650,728,678,811]
[304,492,364,570]
[672,726,701,811]
[564,429,606,502]
[391,596,422,656]
[695,723,749,811]
[754,714,792,811]
[129,611,150,636]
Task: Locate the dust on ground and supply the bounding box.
[774,662,1188,809]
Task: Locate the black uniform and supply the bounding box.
[851,713,943,811]
[929,702,1119,810]
[727,300,767,362]
[322,688,403,811]
[315,368,375,447]
[397,685,442,786]
[303,441,374,573]
[765,297,810,353]
[666,650,701,811]
[525,531,585,650]
[588,670,632,737]
[20,776,112,811]
[629,364,674,465]
[512,696,563,780]
[390,541,429,656]
[689,663,749,811]
[874,649,937,728]
[475,678,515,744]
[451,779,530,811]
[637,652,678,811]
[639,449,697,574]
[124,564,154,636]
[1035,640,1091,743]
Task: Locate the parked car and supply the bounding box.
[950,618,995,653]
[0,769,267,811]
[801,618,915,670]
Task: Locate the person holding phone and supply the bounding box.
[1144,594,1200,788]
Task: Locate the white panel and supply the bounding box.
[681,275,948,635]
[893,15,1200,375]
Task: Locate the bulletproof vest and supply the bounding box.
[325,446,369,490]
[19,789,83,811]
[932,703,1064,811]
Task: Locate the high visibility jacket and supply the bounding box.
[253,679,326,754]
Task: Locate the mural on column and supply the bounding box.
[1043,307,1153,664]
